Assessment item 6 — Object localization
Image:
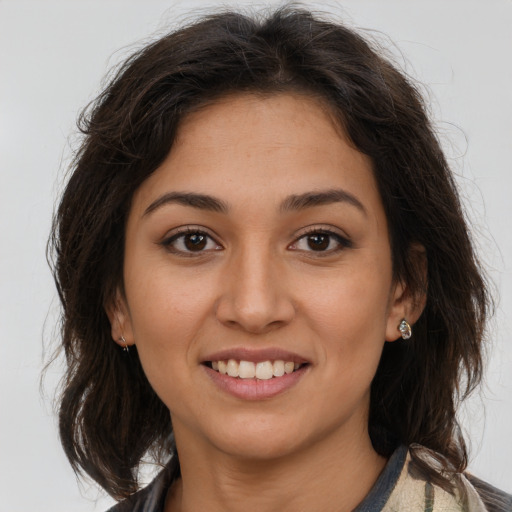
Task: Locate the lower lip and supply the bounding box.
[203,365,309,400]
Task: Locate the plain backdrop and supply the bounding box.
[1,1,511,510]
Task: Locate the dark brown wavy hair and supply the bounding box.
[49,6,491,500]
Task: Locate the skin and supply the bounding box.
[109,93,424,512]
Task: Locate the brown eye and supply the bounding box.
[184,233,207,251]
[307,234,330,251]
[289,229,352,255]
[162,229,222,255]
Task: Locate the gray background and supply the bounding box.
[1,1,511,510]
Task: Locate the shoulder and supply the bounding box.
[106,464,174,512]
[464,473,512,512]
[384,446,512,512]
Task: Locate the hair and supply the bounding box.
[49,6,491,501]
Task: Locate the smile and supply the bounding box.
[208,359,305,379]
[201,348,310,399]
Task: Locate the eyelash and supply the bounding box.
[160,226,352,257]
[289,227,353,255]
[160,227,222,257]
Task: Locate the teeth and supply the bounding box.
[218,360,227,375]
[210,359,303,379]
[273,360,285,377]
[226,359,239,377]
[239,360,256,379]
[255,361,273,380]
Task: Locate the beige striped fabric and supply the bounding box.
[383,452,487,512]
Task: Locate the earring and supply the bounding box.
[398,319,412,340]
[120,335,129,352]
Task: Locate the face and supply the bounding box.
[111,93,414,461]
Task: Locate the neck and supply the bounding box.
[165,421,387,512]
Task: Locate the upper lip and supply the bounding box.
[202,347,310,365]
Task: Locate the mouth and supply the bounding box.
[201,348,311,399]
[203,359,309,380]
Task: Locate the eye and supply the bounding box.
[289,229,351,254]
[161,228,222,255]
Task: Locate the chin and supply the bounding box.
[215,432,301,461]
[198,411,323,462]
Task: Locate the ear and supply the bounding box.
[385,244,427,342]
[105,289,135,348]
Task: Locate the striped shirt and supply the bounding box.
[107,445,512,511]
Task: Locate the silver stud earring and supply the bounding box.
[398,319,412,340]
[120,335,129,352]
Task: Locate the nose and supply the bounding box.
[215,244,296,334]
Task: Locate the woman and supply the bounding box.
[49,7,511,511]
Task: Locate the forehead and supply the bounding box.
[131,92,381,219]
[173,92,354,169]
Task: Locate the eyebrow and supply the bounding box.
[279,189,367,216]
[143,188,366,217]
[143,192,229,216]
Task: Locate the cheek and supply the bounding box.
[306,263,391,333]
[125,292,203,411]
[303,260,392,376]
[123,263,216,390]
[125,253,215,332]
